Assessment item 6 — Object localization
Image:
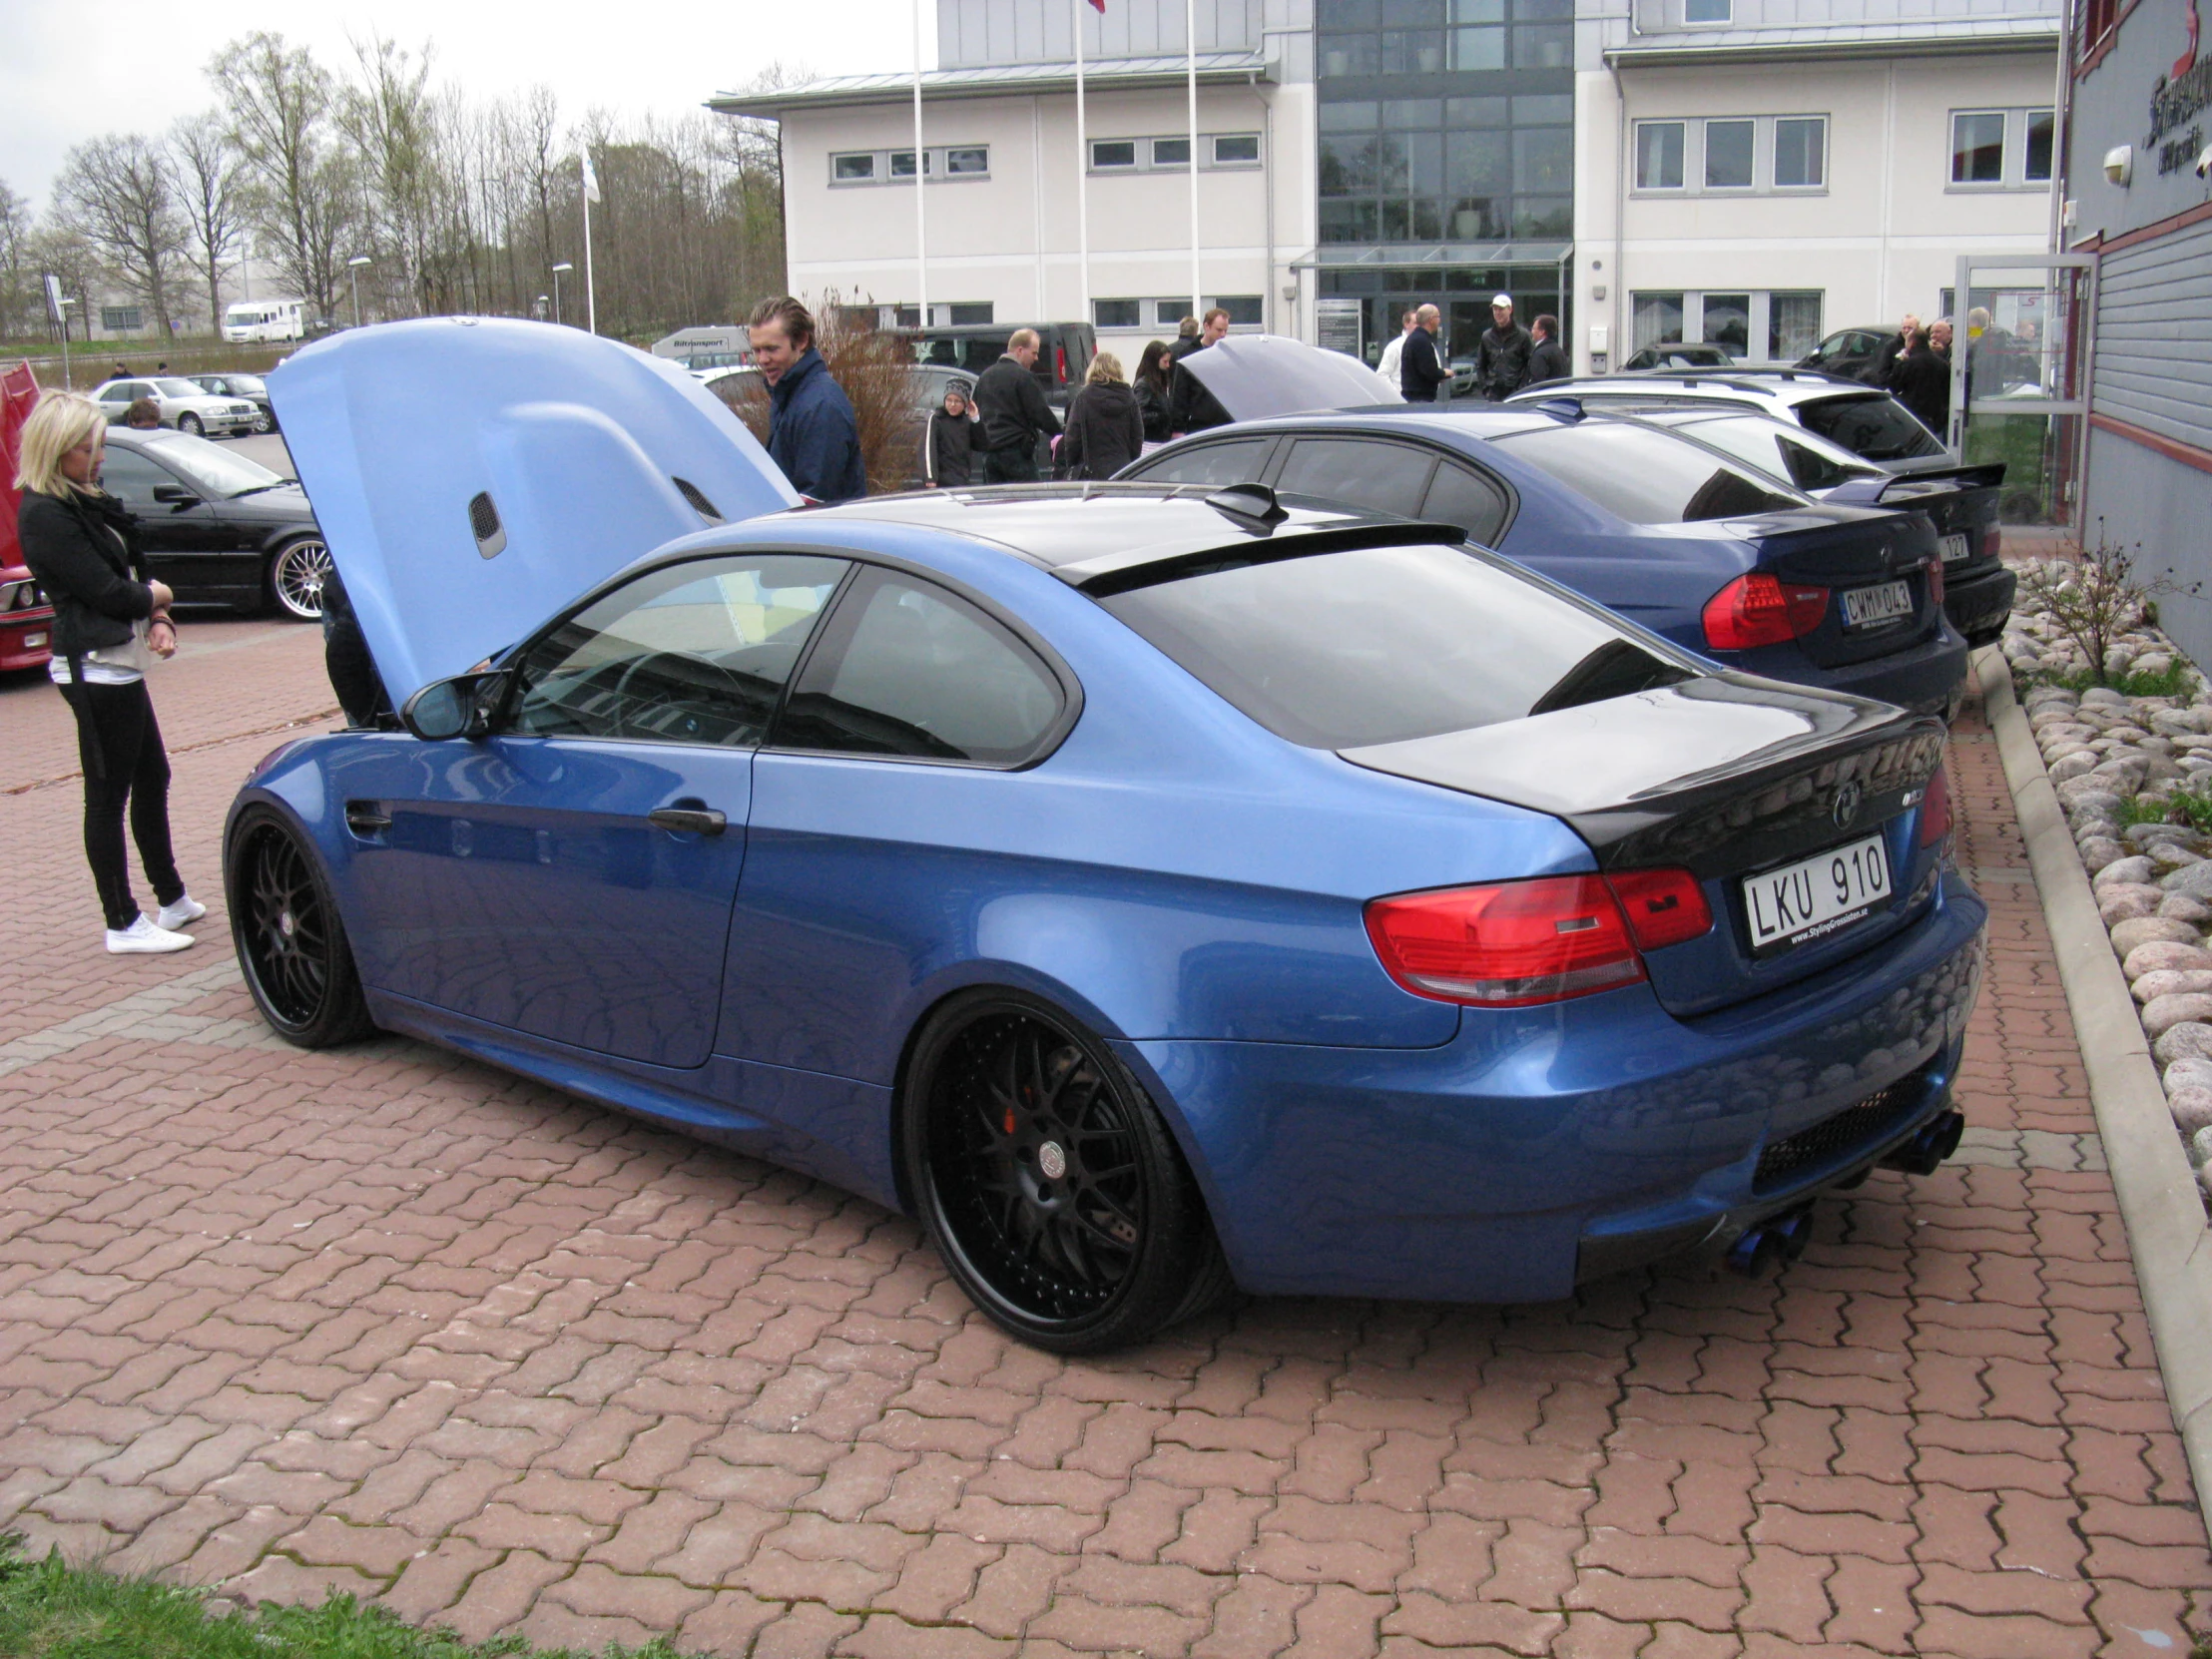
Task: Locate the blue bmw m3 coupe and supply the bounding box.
[228,317,1985,1351]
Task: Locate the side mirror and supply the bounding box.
[400,670,509,741]
[151,483,199,507]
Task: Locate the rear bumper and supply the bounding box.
[1734,619,1969,720]
[1944,562,2017,646]
[0,612,54,673]
[1118,868,1986,1305]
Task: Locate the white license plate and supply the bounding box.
[23,633,45,649]
[1842,579,1914,628]
[1742,833,1892,955]
[1939,532,1971,564]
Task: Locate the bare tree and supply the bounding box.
[340,34,444,318]
[210,31,358,318]
[25,223,102,344]
[54,135,192,337]
[169,113,249,337]
[0,180,32,339]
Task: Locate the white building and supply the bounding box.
[716,0,2059,374]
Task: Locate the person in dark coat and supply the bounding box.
[1168,309,1234,435]
[923,383,975,487]
[1874,312,1921,388]
[1474,294,1534,400]
[14,391,203,954]
[1133,339,1174,445]
[320,564,390,728]
[1057,352,1146,481]
[1400,304,1451,403]
[1525,314,1570,386]
[1891,327,1950,438]
[748,294,865,502]
[972,329,1062,483]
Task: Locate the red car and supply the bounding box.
[0,362,51,673]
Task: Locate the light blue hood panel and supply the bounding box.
[269,316,799,701]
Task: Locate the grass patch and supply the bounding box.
[2020,660,2201,700]
[0,1535,675,1659]
[2148,790,2212,835]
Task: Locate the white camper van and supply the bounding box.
[222,299,306,344]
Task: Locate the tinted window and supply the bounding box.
[513,555,847,746]
[1133,439,1270,487]
[1275,440,1436,517]
[1796,394,1943,460]
[145,434,284,499]
[96,447,174,506]
[777,571,1064,765]
[1100,542,1688,749]
[1493,422,1801,523]
[1654,415,1876,492]
[1421,460,1510,542]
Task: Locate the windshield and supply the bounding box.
[1492,421,1803,524]
[155,378,208,399]
[145,433,286,498]
[224,374,267,393]
[1099,541,1691,749]
[1797,394,1943,460]
[1639,412,1879,491]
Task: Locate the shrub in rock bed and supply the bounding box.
[2008,554,2212,1202]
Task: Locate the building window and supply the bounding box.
[1635,122,1685,190]
[1092,140,1137,169]
[1633,292,1685,349]
[1094,298,1142,328]
[1772,117,1825,188]
[1213,134,1261,165]
[1704,120,1754,189]
[945,147,989,176]
[1152,137,1191,168]
[1951,112,2005,183]
[1090,297,1264,331]
[1768,291,1823,359]
[947,302,994,324]
[1683,0,1730,20]
[888,150,929,178]
[101,306,143,332]
[2025,109,2055,181]
[1702,293,1750,355]
[1631,288,1822,359]
[1088,133,1263,174]
[832,153,875,182]
[1216,295,1264,325]
[830,146,989,187]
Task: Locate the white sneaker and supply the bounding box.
[106,916,197,955]
[155,895,207,930]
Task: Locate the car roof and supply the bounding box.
[1224,403,1568,441]
[1514,372,1885,409]
[805,482,1458,588]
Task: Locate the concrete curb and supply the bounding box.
[1975,645,2212,1543]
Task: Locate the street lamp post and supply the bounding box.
[346,255,372,327]
[551,263,573,327]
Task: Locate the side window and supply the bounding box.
[511,554,848,747]
[1133,438,1271,487]
[1275,439,1437,518]
[776,570,1066,766]
[97,448,173,507]
[1421,461,1511,543]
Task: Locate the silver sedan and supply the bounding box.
[91,376,260,438]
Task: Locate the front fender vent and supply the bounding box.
[672,476,725,525]
[467,491,506,559]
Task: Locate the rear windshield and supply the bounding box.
[1098,542,1691,749]
[1651,413,1879,491]
[1492,421,1802,524]
[1796,393,1944,460]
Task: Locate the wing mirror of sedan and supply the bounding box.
[151,483,201,508]
[400,671,510,742]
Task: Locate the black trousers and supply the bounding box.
[982,444,1039,484]
[67,678,184,930]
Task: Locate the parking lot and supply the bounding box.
[0,624,2207,1657]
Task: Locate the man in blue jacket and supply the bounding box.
[748,295,865,502]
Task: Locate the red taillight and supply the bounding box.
[1984,525,2000,561]
[1925,555,1945,607]
[1056,345,1069,383]
[1918,763,1952,846]
[1702,572,1830,651]
[1367,875,1646,1007]
[1605,867,1715,951]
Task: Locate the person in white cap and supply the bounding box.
[1475,293,1534,401]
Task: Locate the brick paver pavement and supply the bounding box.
[2,624,2208,1657]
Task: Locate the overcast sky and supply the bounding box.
[2,0,936,214]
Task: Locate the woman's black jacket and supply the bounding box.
[1134,377,1171,444]
[1057,382,1146,481]
[925,408,974,486]
[17,488,154,658]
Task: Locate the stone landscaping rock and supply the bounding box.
[2101,886,2165,925]
[2161,893,2212,924]
[2133,968,2212,1003]
[2112,916,2205,957]
[2081,837,2130,872]
[2166,1057,2212,1093]
[2154,1021,2212,1067]
[2094,855,2159,887]
[2124,940,2212,978]
[2049,752,2099,782]
[2170,1087,2212,1135]
[2164,862,2212,899]
[2142,993,2212,1039]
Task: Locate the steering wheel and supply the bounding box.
[609,650,750,739]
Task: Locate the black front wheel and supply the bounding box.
[901,992,1230,1353]
[226,807,376,1048]
[177,412,203,436]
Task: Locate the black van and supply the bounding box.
[899,322,1098,410]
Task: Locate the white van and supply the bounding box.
[223,299,306,344]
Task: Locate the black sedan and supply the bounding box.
[99,427,330,620]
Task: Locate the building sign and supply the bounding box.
[2149,0,2208,175]
[1317,297,1364,359]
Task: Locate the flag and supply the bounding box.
[1088,0,1105,11]
[580,150,602,205]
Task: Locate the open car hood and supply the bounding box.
[1178,333,1402,422]
[269,316,799,702]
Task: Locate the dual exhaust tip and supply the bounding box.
[1725,1109,1964,1279]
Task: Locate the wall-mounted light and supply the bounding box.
[2103,144,2133,186]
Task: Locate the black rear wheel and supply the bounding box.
[178,412,203,436]
[226,807,376,1048]
[902,992,1228,1353]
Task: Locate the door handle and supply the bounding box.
[648,808,727,835]
[344,800,392,835]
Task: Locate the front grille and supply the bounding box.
[1753,1083,1916,1193]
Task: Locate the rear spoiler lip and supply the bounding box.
[1824,463,2006,507]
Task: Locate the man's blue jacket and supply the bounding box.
[766,348,866,503]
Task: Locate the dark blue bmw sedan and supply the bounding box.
[1123,337,1970,722]
[229,317,1986,1353]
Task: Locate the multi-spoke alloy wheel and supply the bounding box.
[226,809,375,1047]
[270,538,332,621]
[904,994,1229,1352]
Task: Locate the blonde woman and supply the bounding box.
[1055,351,1145,481]
[15,392,203,953]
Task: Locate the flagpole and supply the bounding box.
[913,0,927,330]
[1186,0,1200,318]
[582,156,598,335]
[1074,0,1090,329]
